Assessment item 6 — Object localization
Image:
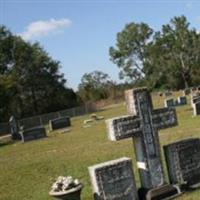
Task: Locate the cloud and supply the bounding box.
[19,18,71,40]
[186,2,192,9]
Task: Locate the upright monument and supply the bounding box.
[106,87,181,200]
[9,115,20,140]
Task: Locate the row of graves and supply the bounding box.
[9,115,71,142]
[87,87,200,200]
[164,87,200,117]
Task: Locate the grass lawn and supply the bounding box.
[0,92,200,200]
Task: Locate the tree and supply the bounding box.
[145,16,200,89]
[78,71,112,101]
[0,25,79,121]
[109,22,153,81]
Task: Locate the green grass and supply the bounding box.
[0,92,200,200]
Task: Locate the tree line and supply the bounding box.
[0,26,80,122]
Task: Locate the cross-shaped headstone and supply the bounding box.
[106,87,178,191]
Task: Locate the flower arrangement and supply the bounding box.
[51,176,80,192]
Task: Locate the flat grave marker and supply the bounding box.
[164,138,200,189]
[49,116,71,131]
[20,126,47,142]
[88,157,139,200]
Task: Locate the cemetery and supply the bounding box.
[0,88,200,200]
[1,2,200,200]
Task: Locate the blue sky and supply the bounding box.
[1,0,200,90]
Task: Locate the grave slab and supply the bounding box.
[49,116,71,131]
[20,126,47,142]
[88,157,138,200]
[164,138,200,189]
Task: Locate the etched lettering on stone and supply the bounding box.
[89,157,138,200]
[164,138,200,188]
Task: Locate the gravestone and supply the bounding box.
[9,115,21,140]
[191,95,200,107]
[191,95,200,116]
[88,157,139,200]
[164,138,200,189]
[177,96,187,105]
[106,87,181,200]
[20,126,47,142]
[193,102,200,116]
[49,116,71,131]
[164,98,174,108]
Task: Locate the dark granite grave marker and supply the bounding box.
[49,116,71,131]
[106,87,181,200]
[9,115,21,140]
[89,157,139,200]
[20,126,47,142]
[164,138,200,189]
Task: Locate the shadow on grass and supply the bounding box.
[0,139,14,148]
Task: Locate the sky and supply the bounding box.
[1,0,200,90]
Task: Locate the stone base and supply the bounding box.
[186,182,200,190]
[139,184,182,200]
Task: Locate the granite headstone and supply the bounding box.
[49,116,71,131]
[164,138,200,189]
[89,157,139,200]
[20,126,47,142]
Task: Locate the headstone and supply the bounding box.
[191,95,200,106]
[106,87,181,200]
[177,96,187,105]
[9,115,21,140]
[191,95,200,116]
[164,98,174,108]
[193,102,200,116]
[164,138,200,189]
[20,126,47,142]
[88,157,139,200]
[49,116,71,131]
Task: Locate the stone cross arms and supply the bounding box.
[106,108,177,141]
